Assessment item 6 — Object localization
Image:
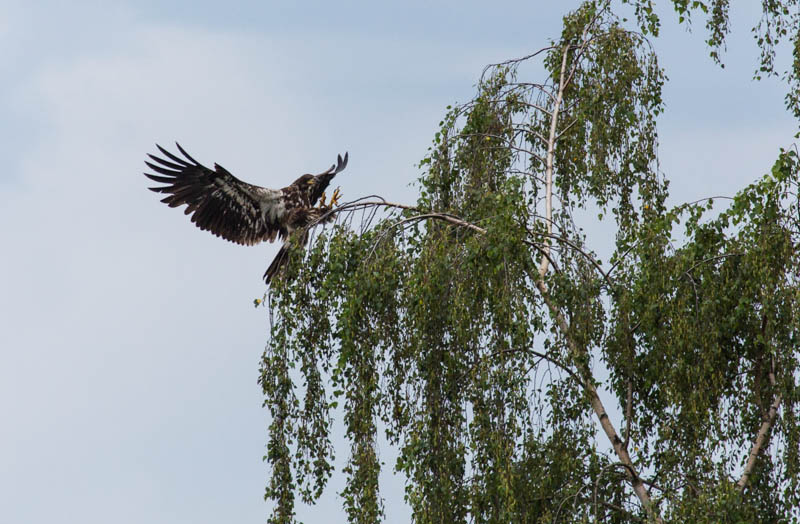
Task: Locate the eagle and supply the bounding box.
[144,143,348,284]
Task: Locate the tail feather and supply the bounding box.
[264,229,313,285]
[264,243,290,284]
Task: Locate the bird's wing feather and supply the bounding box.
[145,143,288,245]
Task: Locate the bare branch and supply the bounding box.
[457,131,547,164]
[536,279,663,524]
[607,240,641,279]
[525,227,614,289]
[684,253,742,274]
[480,46,558,83]
[538,44,571,279]
[520,101,554,116]
[624,379,633,448]
[737,368,782,492]
[555,117,581,140]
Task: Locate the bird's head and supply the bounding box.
[292,174,316,187]
[290,153,348,206]
[289,174,318,203]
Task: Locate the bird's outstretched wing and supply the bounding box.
[308,152,348,205]
[144,143,287,245]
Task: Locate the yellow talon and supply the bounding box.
[330,187,342,207]
[319,191,327,208]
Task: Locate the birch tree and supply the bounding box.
[260,2,800,522]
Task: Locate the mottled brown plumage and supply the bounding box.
[144,143,347,283]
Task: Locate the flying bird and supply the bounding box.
[144,143,348,284]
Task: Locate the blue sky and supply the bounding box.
[0,1,796,523]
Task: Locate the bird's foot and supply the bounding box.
[330,187,342,207]
[318,191,327,208]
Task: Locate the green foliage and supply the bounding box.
[622,0,800,123]
[609,148,800,521]
[544,3,666,232]
[260,2,800,523]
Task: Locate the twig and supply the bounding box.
[480,46,558,83]
[684,253,741,274]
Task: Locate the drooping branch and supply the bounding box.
[481,46,559,82]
